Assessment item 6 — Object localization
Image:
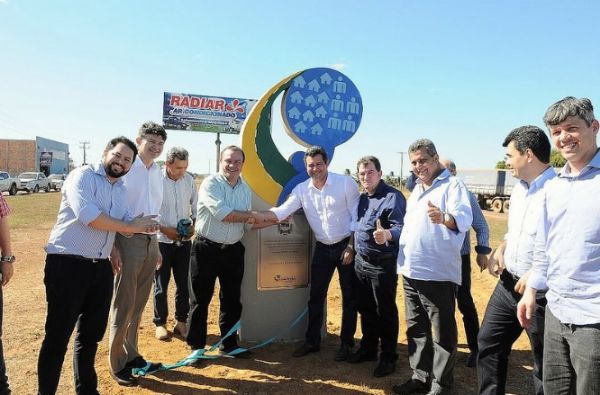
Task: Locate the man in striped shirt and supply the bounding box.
[38,136,159,395]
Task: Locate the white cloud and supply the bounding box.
[0,0,8,4]
[327,63,348,71]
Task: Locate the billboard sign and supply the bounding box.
[162,92,257,134]
[40,151,53,167]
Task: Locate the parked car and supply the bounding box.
[0,171,19,196]
[17,172,51,193]
[48,173,66,191]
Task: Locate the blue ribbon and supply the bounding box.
[133,306,308,376]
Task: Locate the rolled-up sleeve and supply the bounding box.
[448,179,473,233]
[201,178,232,221]
[67,170,102,225]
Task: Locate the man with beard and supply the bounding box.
[38,137,160,395]
[109,122,167,386]
[392,139,472,395]
[263,146,360,361]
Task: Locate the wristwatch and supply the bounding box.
[443,212,451,223]
[0,255,15,263]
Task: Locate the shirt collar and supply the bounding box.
[91,162,124,186]
[528,166,556,191]
[559,148,600,177]
[368,179,388,197]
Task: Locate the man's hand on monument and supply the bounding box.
[373,219,391,245]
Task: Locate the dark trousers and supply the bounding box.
[305,239,357,347]
[38,254,113,395]
[477,270,546,395]
[403,276,457,393]
[543,307,600,395]
[153,241,192,325]
[0,286,9,395]
[354,253,398,362]
[187,238,245,351]
[457,254,480,352]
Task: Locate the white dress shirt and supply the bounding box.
[397,169,472,285]
[503,167,556,278]
[270,172,360,245]
[121,156,163,218]
[158,170,198,244]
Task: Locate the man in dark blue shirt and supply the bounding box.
[347,155,406,378]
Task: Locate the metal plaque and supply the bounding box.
[257,213,311,290]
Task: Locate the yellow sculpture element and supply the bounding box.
[241,71,302,206]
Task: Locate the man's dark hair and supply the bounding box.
[166,147,189,163]
[138,121,168,142]
[502,125,551,164]
[543,96,595,127]
[220,145,245,161]
[105,136,138,162]
[356,155,381,172]
[304,146,328,164]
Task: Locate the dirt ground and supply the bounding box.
[3,193,535,394]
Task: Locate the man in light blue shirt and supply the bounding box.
[518,97,600,395]
[441,159,491,368]
[478,126,554,395]
[38,137,159,395]
[187,145,259,359]
[392,139,472,395]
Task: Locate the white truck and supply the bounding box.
[17,172,51,193]
[0,171,19,196]
[459,169,516,213]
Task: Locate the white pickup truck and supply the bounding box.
[0,171,19,195]
[17,172,51,193]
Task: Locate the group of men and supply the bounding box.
[3,94,594,394]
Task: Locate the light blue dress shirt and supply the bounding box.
[45,163,131,259]
[158,170,198,244]
[503,167,556,278]
[528,151,600,325]
[195,173,251,245]
[398,169,473,285]
[461,191,490,256]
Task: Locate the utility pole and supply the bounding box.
[80,141,90,165]
[397,151,406,183]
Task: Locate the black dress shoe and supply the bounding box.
[113,367,138,387]
[392,378,429,395]
[373,360,396,377]
[347,347,378,364]
[292,343,320,357]
[334,344,353,361]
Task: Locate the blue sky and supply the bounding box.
[1,0,599,177]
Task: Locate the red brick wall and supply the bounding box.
[0,139,36,175]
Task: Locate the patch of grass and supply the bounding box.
[3,192,62,230]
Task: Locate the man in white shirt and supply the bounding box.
[478,126,554,395]
[265,146,360,361]
[518,97,600,395]
[108,122,166,386]
[392,139,472,395]
[153,147,197,341]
